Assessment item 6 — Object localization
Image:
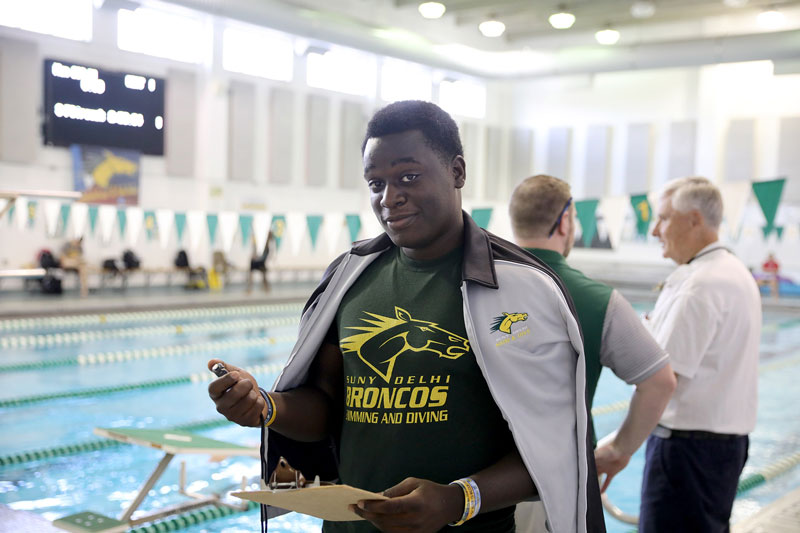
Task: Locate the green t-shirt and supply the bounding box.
[324,247,516,533]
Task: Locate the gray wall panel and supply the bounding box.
[509,128,534,187]
[269,88,294,185]
[484,126,504,201]
[584,125,611,198]
[723,119,755,183]
[340,101,367,190]
[460,121,480,199]
[165,69,197,177]
[778,116,800,202]
[667,121,696,180]
[625,123,652,193]
[228,80,255,182]
[306,94,330,187]
[0,38,38,163]
[547,127,571,182]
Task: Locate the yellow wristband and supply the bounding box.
[265,393,277,427]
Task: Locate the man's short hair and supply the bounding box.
[509,174,572,239]
[362,100,463,163]
[662,176,723,230]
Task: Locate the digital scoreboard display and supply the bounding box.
[43,59,165,155]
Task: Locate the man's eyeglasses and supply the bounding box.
[547,197,573,238]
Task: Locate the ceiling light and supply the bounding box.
[723,0,748,7]
[418,2,446,19]
[548,11,576,29]
[757,8,786,29]
[479,20,506,38]
[595,28,620,45]
[630,1,656,19]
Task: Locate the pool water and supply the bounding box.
[0,304,798,533]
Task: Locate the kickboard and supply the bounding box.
[52,511,127,533]
[94,427,259,457]
[232,485,388,521]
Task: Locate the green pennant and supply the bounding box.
[239,214,253,247]
[306,215,323,250]
[117,208,127,239]
[762,225,785,239]
[6,203,14,224]
[776,227,784,240]
[206,214,218,246]
[271,215,286,251]
[471,207,493,229]
[752,178,785,238]
[575,199,599,247]
[144,210,157,241]
[88,205,98,234]
[630,194,651,238]
[174,212,187,243]
[345,214,361,243]
[59,203,71,236]
[27,200,38,228]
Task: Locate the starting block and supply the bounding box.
[53,427,259,532]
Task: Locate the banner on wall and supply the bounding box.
[27,200,37,228]
[144,210,157,241]
[751,178,785,238]
[239,214,253,247]
[71,145,140,205]
[307,214,323,250]
[271,215,287,251]
[630,193,652,238]
[88,205,99,235]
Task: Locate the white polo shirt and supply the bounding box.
[644,243,761,434]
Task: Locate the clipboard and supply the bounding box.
[232,485,388,521]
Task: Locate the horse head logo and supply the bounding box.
[490,312,528,334]
[340,306,470,383]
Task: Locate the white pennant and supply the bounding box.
[14,197,29,231]
[125,206,144,247]
[218,211,239,252]
[186,210,206,251]
[324,212,345,256]
[156,209,174,249]
[98,205,117,244]
[488,210,513,241]
[718,181,751,240]
[360,210,384,239]
[70,202,89,239]
[286,212,307,257]
[252,212,271,256]
[42,199,61,238]
[783,224,799,243]
[598,196,629,250]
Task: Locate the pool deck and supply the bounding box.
[0,504,62,532]
[733,486,800,532]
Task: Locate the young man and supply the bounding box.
[208,102,605,532]
[509,175,676,532]
[641,177,760,532]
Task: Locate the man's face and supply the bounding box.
[363,130,465,261]
[652,195,694,264]
[563,205,576,258]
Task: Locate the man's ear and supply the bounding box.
[689,209,704,227]
[452,155,466,189]
[559,207,572,236]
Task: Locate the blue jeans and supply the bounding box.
[639,433,748,533]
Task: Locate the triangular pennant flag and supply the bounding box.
[345,214,362,243]
[598,196,629,249]
[306,214,324,251]
[488,210,514,241]
[98,205,117,244]
[286,212,306,256]
[271,215,287,251]
[361,210,384,239]
[575,199,600,247]
[206,213,219,247]
[218,211,238,252]
[59,203,71,236]
[253,213,271,256]
[718,181,751,240]
[0,199,8,224]
[174,212,187,244]
[629,194,651,238]
[776,226,784,240]
[187,210,205,251]
[43,199,61,238]
[116,208,127,239]
[239,214,253,247]
[156,209,174,249]
[88,205,99,235]
[14,197,28,231]
[70,202,89,239]
[26,199,37,229]
[751,178,785,238]
[126,206,144,246]
[471,207,493,229]
[324,213,345,255]
[7,201,16,225]
[144,210,157,241]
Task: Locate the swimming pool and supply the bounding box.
[0,302,798,532]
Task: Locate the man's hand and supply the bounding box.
[349,478,463,532]
[207,358,265,427]
[594,441,631,493]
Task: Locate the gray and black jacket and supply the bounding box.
[265,212,605,532]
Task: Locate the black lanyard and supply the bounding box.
[687,245,731,264]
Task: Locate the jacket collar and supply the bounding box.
[350,211,498,289]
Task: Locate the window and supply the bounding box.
[380,58,432,103]
[117,7,210,64]
[438,78,486,119]
[222,24,294,82]
[0,0,92,41]
[306,46,377,97]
